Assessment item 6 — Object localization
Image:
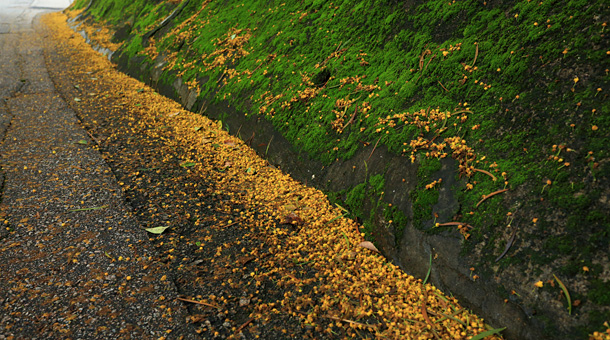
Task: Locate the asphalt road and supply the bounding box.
[0,0,72,33]
[0,3,197,338]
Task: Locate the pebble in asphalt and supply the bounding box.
[0,2,197,339]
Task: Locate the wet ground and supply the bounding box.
[0,3,197,339]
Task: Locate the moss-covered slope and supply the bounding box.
[69,0,609,338]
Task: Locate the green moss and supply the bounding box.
[384,205,409,246]
[407,157,442,230]
[544,235,574,255]
[80,0,610,179]
[589,310,610,332]
[589,279,610,306]
[368,174,385,194]
[560,259,584,277]
[123,35,144,58]
[587,210,605,223]
[344,183,366,217]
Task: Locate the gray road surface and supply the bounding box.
[0,0,72,33]
[0,2,197,338]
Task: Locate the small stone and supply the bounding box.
[239,297,250,307]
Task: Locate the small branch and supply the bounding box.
[366,137,382,163]
[423,53,436,73]
[342,106,359,130]
[473,168,497,181]
[435,222,474,229]
[84,129,102,145]
[437,81,450,92]
[222,220,241,228]
[295,311,378,329]
[476,188,508,208]
[421,288,441,340]
[177,297,221,309]
[418,44,429,71]
[471,43,479,68]
[235,318,254,334]
[495,227,517,262]
[322,314,378,329]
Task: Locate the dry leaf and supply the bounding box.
[237,255,255,266]
[281,212,304,226]
[359,241,379,253]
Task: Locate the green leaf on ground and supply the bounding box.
[181,162,196,168]
[74,97,81,102]
[74,139,88,145]
[144,226,170,234]
[469,327,506,340]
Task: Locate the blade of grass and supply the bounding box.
[341,231,351,248]
[265,135,273,155]
[324,212,348,225]
[553,274,572,315]
[470,327,506,340]
[334,203,349,213]
[435,310,467,327]
[423,253,432,285]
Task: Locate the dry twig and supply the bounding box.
[177,297,221,309]
[476,188,508,208]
